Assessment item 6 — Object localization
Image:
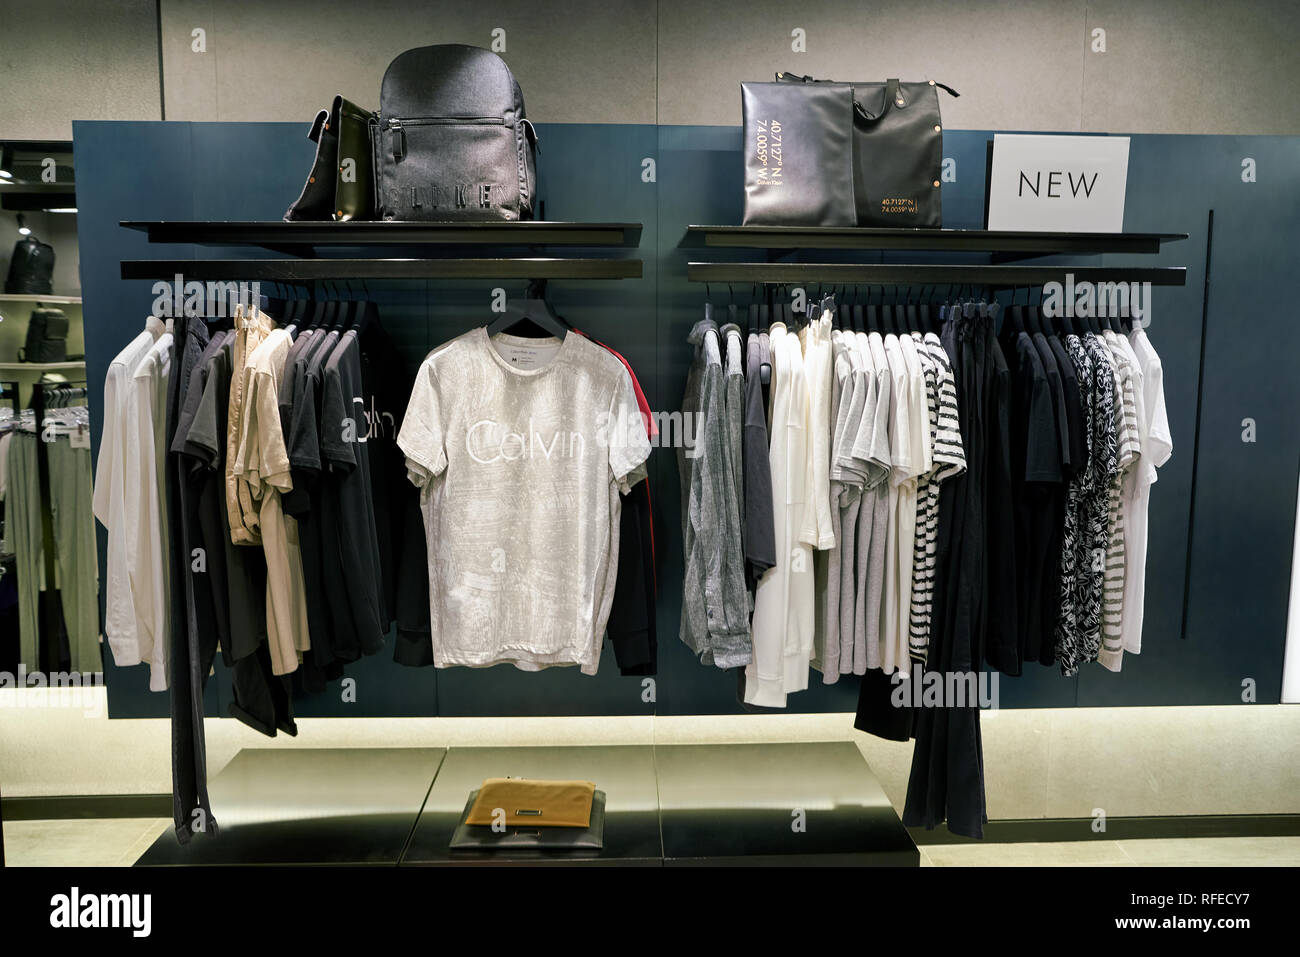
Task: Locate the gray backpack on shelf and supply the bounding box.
[371,44,539,222]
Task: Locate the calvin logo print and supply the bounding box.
[466,418,585,464]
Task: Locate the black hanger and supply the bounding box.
[866,286,881,333]
[1121,297,1138,334]
[748,302,760,336]
[1009,302,1026,335]
[757,303,772,384]
[486,279,568,339]
[819,292,836,328]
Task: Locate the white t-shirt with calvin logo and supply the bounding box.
[398,328,651,674]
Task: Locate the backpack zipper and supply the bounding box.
[387,115,508,160]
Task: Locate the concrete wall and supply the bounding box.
[1,0,1298,135]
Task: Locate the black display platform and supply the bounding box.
[656,742,918,866]
[135,747,446,866]
[136,742,917,866]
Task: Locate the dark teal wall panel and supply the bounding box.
[72,120,1298,718]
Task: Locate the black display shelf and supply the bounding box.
[681,224,1187,254]
[120,257,642,281]
[122,219,643,253]
[2,182,76,213]
[686,262,1186,286]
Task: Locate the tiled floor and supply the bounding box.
[3,818,171,867]
[919,836,1300,867]
[4,819,1299,866]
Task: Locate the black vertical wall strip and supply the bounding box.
[155,0,166,121]
[1179,208,1214,641]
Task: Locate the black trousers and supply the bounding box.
[902,309,993,840]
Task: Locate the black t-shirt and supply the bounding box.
[1031,333,1070,477]
[281,328,346,682]
[1047,333,1086,481]
[984,331,1020,675]
[1024,333,1071,664]
[355,319,408,629]
[320,331,386,658]
[167,323,218,681]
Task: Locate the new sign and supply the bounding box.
[987,134,1130,232]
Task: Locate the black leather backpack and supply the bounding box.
[19,307,68,363]
[4,236,55,295]
[371,44,538,222]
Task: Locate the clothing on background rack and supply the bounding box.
[678,288,1171,838]
[5,381,97,673]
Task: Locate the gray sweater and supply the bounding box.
[678,316,752,668]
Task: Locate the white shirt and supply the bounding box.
[747,323,815,705]
[881,334,920,674]
[1123,328,1172,654]
[93,317,165,668]
[799,311,836,551]
[126,331,173,691]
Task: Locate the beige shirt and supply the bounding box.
[226,305,275,544]
[232,327,311,675]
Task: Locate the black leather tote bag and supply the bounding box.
[743,73,957,228]
[742,80,856,227]
[372,44,538,222]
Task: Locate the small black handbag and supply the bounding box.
[284,95,376,222]
[742,73,957,228]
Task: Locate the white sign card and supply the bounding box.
[987,134,1131,232]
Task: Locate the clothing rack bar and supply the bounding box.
[119,258,643,281]
[682,225,1188,254]
[686,262,1187,287]
[121,220,644,250]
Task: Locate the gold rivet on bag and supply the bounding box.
[935,125,941,132]
[933,180,940,188]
